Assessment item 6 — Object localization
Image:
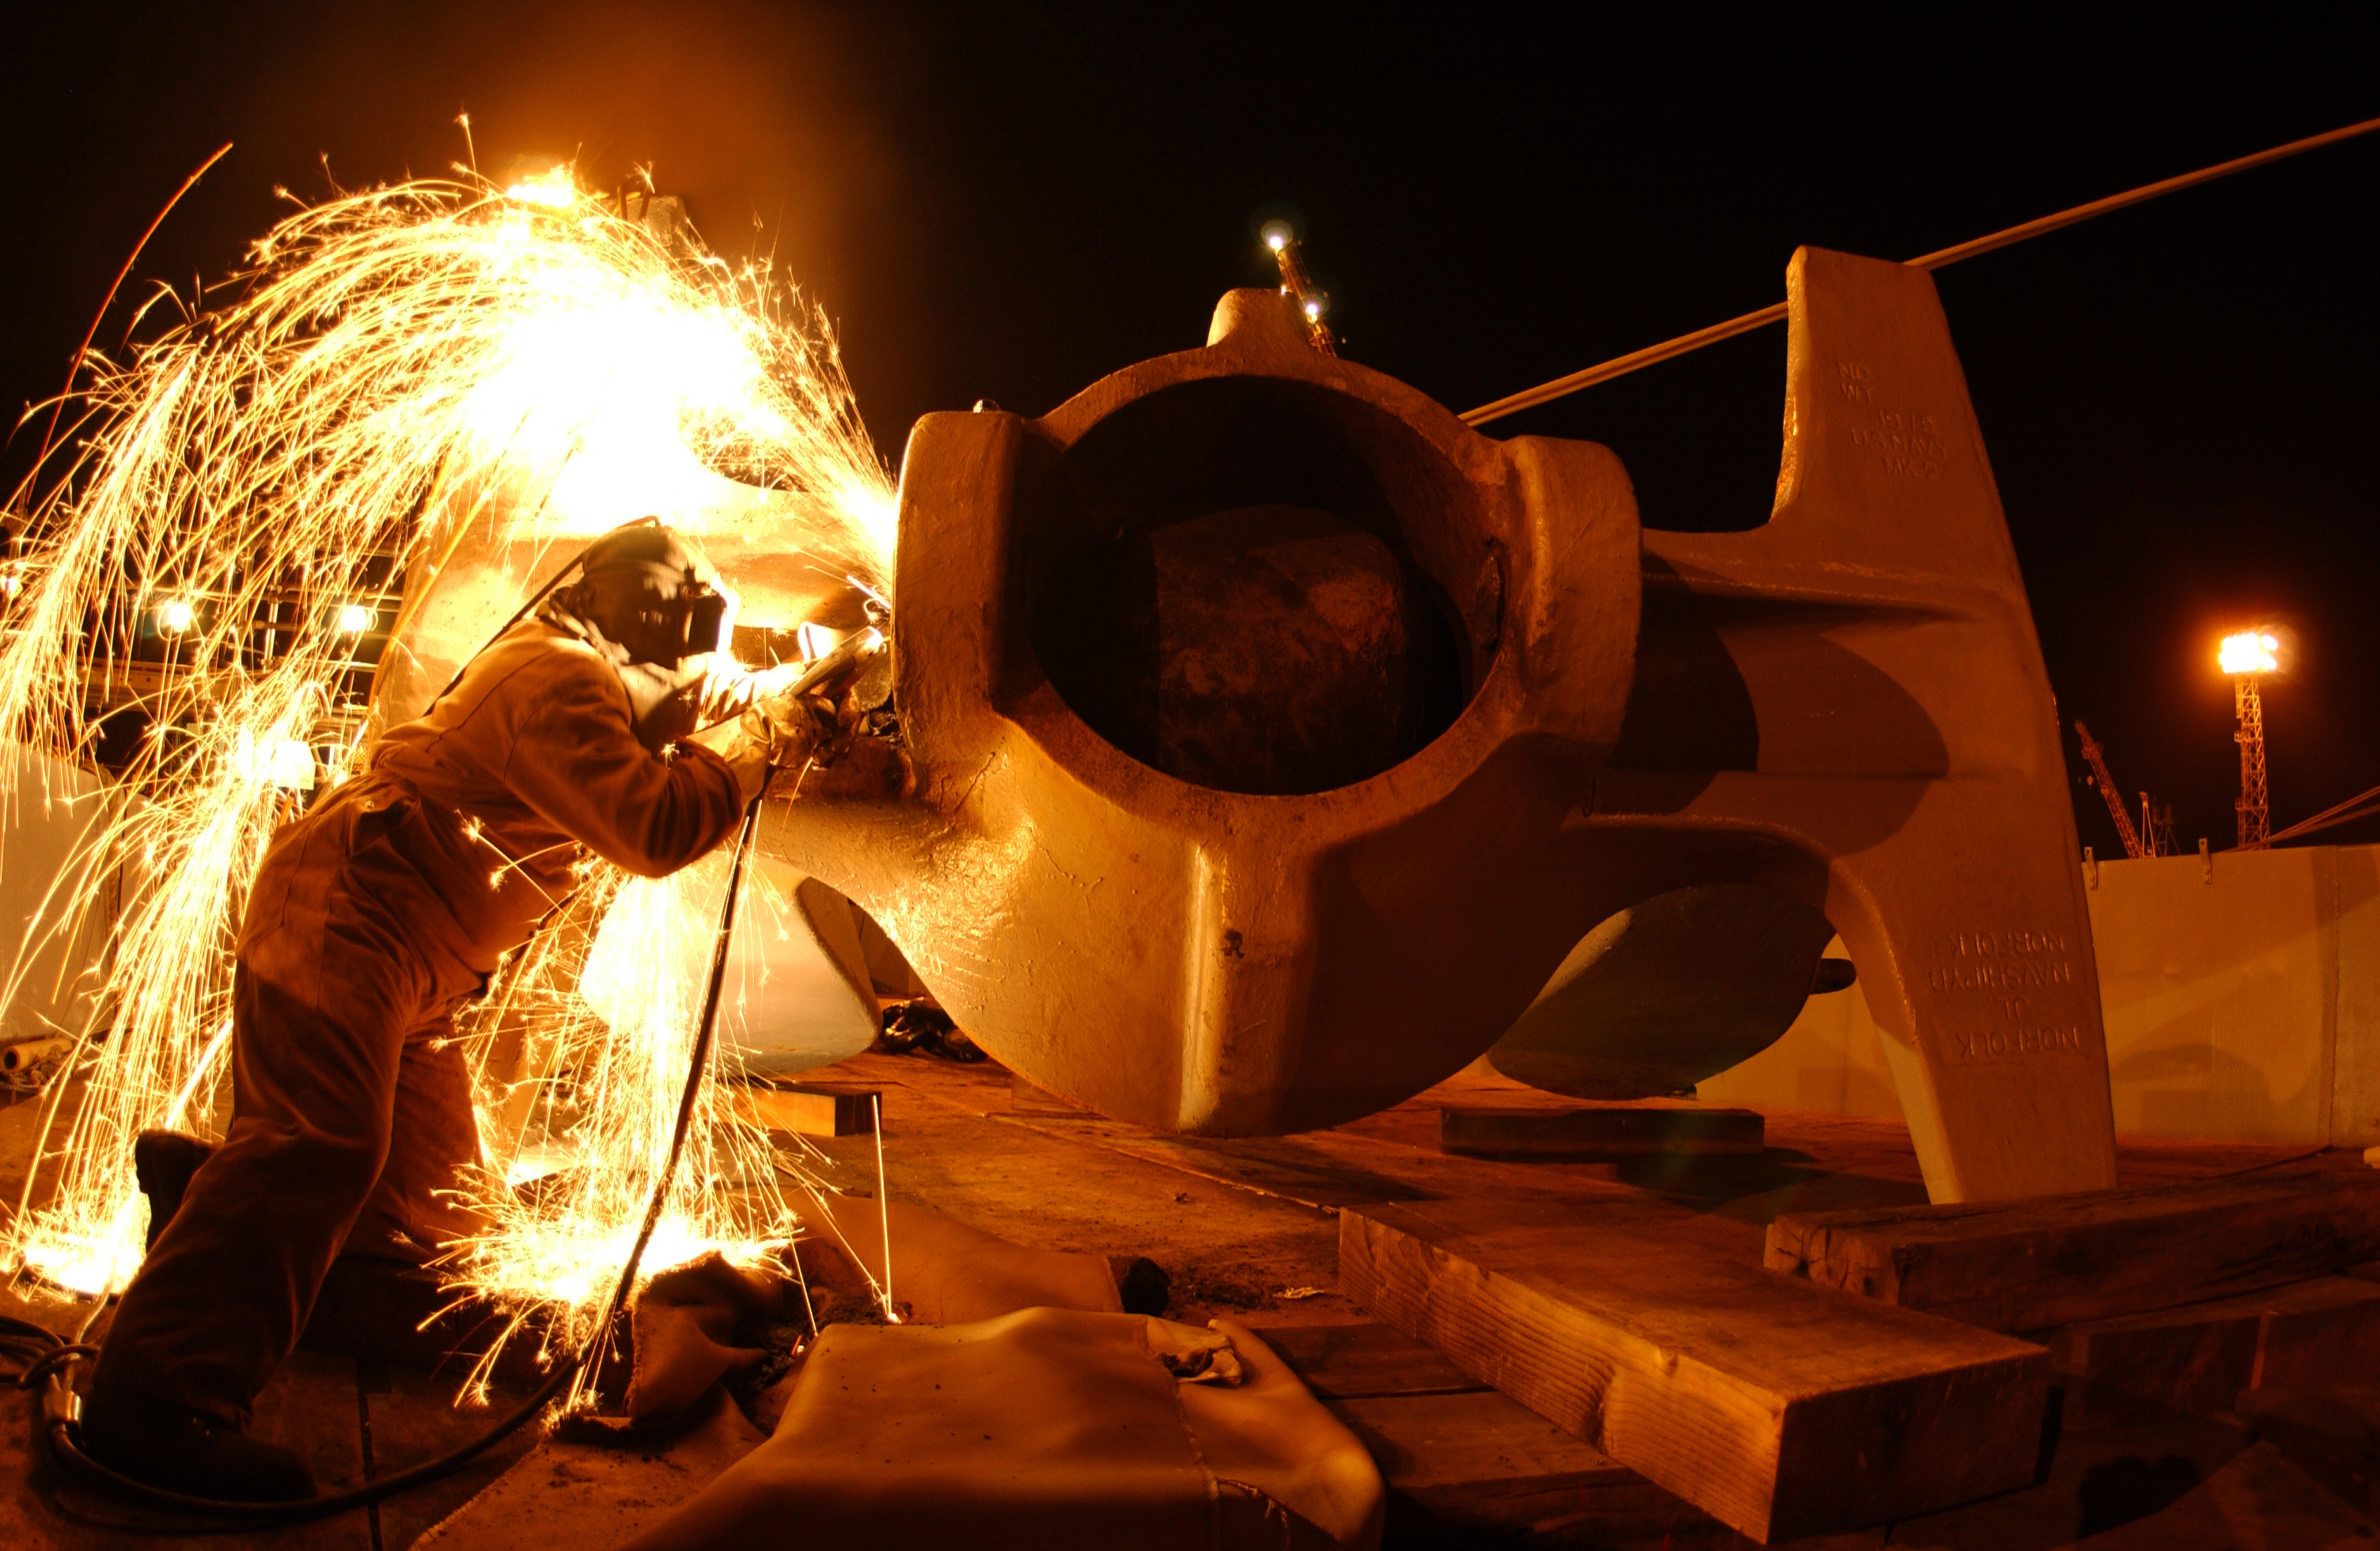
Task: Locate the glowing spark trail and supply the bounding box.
[0,163,895,1376]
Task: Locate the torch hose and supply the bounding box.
[31,766,783,1523]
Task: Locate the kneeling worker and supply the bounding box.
[80,523,824,1500]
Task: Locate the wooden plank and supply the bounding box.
[1242,1319,1487,1398]
[2051,1294,2262,1422]
[1330,1389,1628,1496]
[2253,1276,2380,1391]
[1441,1104,1763,1160]
[1340,1198,2047,1543]
[733,1080,880,1136]
[1000,1114,1430,1212]
[1328,1390,1752,1549]
[2236,1386,2380,1520]
[1765,1170,2380,1333]
[2048,1277,2380,1419]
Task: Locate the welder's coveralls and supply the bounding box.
[96,619,746,1424]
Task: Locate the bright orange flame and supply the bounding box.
[2219,630,2280,676]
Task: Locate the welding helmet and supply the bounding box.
[556,523,732,669]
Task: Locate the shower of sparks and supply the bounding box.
[0,162,896,1373]
[434,848,828,1399]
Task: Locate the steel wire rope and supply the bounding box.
[1462,112,2380,427]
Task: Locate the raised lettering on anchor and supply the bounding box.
[1928,959,2075,992]
[1950,1023,2085,1062]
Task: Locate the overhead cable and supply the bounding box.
[1462,112,2380,427]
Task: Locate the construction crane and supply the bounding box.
[2140,792,2177,857]
[2074,720,2145,859]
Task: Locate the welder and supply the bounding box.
[78,523,825,1500]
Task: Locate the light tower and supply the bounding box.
[1259,221,1338,356]
[2219,628,2280,848]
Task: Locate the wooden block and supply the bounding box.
[1328,1390,1747,1548]
[1441,1103,1763,1160]
[1766,1170,2380,1333]
[2049,1274,2380,1421]
[2049,1284,2280,1419]
[2253,1276,2380,1391]
[1340,1198,2047,1543]
[1005,1115,1429,1211]
[1265,1320,1755,1544]
[1245,1319,1487,1398]
[2236,1386,2380,1519]
[733,1080,880,1137]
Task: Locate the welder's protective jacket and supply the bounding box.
[361,616,747,970]
[93,615,749,1426]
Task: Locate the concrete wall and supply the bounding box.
[1700,844,2380,1147]
[0,753,119,1050]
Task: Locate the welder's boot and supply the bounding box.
[133,1130,217,1252]
[75,1383,316,1502]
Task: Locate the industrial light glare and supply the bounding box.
[233,730,319,791]
[1304,298,1325,320]
[337,602,374,634]
[504,170,577,208]
[2219,629,2280,676]
[1260,220,1294,252]
[157,598,195,633]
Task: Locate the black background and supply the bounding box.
[6,4,2375,851]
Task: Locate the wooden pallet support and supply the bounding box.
[2052,1276,2380,1420]
[1767,1171,2380,1332]
[1440,1103,1764,1160]
[1253,1321,1750,1548]
[1339,1198,2049,1543]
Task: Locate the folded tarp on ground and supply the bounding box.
[796,1189,1128,1325]
[623,1193,1127,1423]
[623,1307,1382,1551]
[426,1193,1382,1550]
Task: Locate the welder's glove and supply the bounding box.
[740,691,831,772]
[719,734,771,806]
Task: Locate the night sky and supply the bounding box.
[6,5,2377,853]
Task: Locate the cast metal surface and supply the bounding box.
[1485,883,1839,1103]
[759,248,2116,1200]
[388,247,2119,1202]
